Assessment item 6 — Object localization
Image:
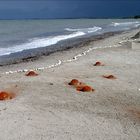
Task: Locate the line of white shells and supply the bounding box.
[2,38,135,75]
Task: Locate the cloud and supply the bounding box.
[0,0,139,19]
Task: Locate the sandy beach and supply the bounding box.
[0,29,140,140]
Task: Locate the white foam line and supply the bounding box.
[48,65,55,68]
[37,67,45,70]
[65,59,76,62]
[72,57,78,60]
[82,52,87,55]
[1,38,136,75]
[23,69,29,72]
[75,54,83,57]
[86,48,92,53]
[54,60,62,66]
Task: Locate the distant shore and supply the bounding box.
[0,15,140,20]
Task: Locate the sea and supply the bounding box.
[0,19,140,65]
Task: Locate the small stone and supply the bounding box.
[49,83,53,85]
[103,75,116,79]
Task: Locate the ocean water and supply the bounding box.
[0,19,140,57]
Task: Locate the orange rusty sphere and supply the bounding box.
[77,85,94,92]
[25,71,38,76]
[76,85,84,91]
[94,61,104,66]
[0,91,13,100]
[68,79,79,86]
[94,61,101,66]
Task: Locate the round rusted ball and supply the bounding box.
[77,85,94,92]
[68,79,79,86]
[0,91,13,100]
[94,61,102,66]
[25,71,38,76]
[81,86,93,92]
[76,85,84,91]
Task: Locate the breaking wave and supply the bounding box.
[65,26,102,33]
[0,31,86,56]
[110,21,140,28]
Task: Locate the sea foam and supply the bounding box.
[65,26,102,33]
[0,31,86,56]
[111,21,140,27]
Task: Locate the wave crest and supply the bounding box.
[110,21,140,27]
[0,31,86,56]
[65,26,102,33]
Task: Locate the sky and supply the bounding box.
[0,0,139,19]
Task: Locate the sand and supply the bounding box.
[0,29,140,140]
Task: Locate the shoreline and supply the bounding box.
[0,29,135,67]
[0,28,139,75]
[0,30,123,66]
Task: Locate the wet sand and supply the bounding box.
[0,31,122,66]
[0,29,140,140]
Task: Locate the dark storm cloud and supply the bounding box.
[0,0,139,19]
